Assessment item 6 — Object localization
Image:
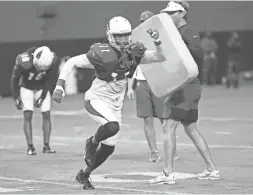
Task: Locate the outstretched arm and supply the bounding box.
[140,45,166,64]
[140,29,166,64]
[56,54,94,87]
[53,54,94,103]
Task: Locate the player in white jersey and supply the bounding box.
[53,16,166,190]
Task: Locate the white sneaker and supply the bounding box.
[149,171,176,184]
[197,169,220,180]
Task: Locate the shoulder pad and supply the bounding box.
[16,52,33,69]
[86,43,118,67]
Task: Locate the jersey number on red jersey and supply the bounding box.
[28,71,46,81]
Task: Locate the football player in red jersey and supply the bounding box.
[11,46,58,155]
[53,16,166,190]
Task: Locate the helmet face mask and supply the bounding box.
[113,32,132,49]
[106,16,132,50]
[33,46,54,71]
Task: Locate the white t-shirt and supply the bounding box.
[133,66,146,81]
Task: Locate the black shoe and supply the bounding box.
[84,136,99,168]
[27,146,36,155]
[76,169,95,190]
[43,145,56,154]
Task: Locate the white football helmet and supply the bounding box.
[106,16,132,50]
[33,46,54,71]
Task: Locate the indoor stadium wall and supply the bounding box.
[0,1,252,96]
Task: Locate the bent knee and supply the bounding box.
[104,121,120,136]
[23,110,33,121]
[162,120,179,138]
[163,120,179,130]
[144,116,154,125]
[42,111,51,121]
[182,122,197,135]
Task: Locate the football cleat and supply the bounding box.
[76,170,95,190]
[27,146,36,155]
[43,145,56,154]
[84,136,99,168]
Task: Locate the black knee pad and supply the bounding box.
[94,121,120,142]
[104,121,120,135]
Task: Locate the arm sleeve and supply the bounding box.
[58,54,94,81]
[11,64,23,100]
[140,45,166,64]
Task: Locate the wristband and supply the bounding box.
[154,39,162,46]
[55,85,65,97]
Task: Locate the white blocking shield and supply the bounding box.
[132,13,199,98]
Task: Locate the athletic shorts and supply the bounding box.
[84,99,121,146]
[20,87,51,112]
[164,81,201,123]
[135,80,169,119]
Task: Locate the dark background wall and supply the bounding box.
[0,1,253,96]
[0,1,253,42]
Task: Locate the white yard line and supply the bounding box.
[1,135,253,150]
[0,176,191,195]
[1,111,253,122]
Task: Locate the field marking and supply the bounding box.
[0,187,22,193]
[215,131,232,135]
[118,139,253,149]
[51,143,70,146]
[46,136,253,149]
[1,111,253,122]
[0,186,40,193]
[57,171,195,183]
[100,172,196,181]
[1,135,253,150]
[199,116,253,122]
[0,176,191,195]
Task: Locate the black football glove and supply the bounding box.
[127,41,147,58]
